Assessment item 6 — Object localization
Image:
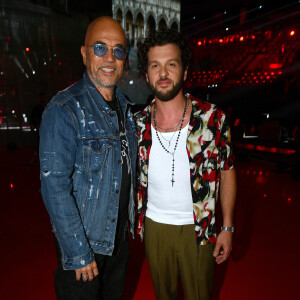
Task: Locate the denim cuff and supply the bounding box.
[62,249,95,270]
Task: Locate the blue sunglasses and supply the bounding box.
[90,44,127,60]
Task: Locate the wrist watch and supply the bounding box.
[221,226,234,233]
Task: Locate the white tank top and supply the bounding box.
[146,123,194,225]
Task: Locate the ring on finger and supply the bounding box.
[82,274,88,279]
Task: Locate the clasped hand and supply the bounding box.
[75,260,99,282]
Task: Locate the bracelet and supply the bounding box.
[221,226,234,233]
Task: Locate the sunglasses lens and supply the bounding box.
[93,44,126,60]
[113,47,127,60]
[93,44,107,57]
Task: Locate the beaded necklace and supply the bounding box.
[153,95,188,187]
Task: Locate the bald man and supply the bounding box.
[39,17,137,300]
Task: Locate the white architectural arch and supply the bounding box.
[170,17,179,31]
[125,9,134,42]
[135,11,145,40]
[158,15,168,31]
[146,13,156,35]
[115,7,123,24]
[112,0,181,47]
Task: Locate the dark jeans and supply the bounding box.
[54,212,129,300]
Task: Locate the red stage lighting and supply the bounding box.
[240,36,244,41]
[269,63,283,69]
[234,118,240,126]
[25,47,30,52]
[289,30,295,36]
[197,41,202,46]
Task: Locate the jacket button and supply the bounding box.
[118,160,121,164]
[110,112,114,117]
[115,190,119,194]
[115,130,119,134]
[111,218,115,223]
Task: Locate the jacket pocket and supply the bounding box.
[83,138,113,174]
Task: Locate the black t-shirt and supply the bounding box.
[105,94,131,214]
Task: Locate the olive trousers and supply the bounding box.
[144,217,215,300]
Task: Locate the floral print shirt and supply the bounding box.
[136,94,234,245]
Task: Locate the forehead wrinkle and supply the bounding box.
[94,41,125,49]
[148,58,180,65]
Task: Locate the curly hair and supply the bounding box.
[137,30,192,77]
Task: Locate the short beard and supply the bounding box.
[97,80,118,88]
[148,76,184,102]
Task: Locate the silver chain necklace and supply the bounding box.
[153,95,188,187]
[156,117,182,131]
[155,100,189,131]
[159,131,176,148]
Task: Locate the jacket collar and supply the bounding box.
[135,99,153,125]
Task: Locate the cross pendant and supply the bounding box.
[171,178,175,186]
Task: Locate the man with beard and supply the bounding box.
[135,30,237,300]
[39,17,137,300]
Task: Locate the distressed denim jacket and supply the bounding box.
[39,72,137,270]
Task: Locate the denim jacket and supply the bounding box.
[39,72,137,270]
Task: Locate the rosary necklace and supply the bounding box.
[157,99,189,147]
[153,95,188,187]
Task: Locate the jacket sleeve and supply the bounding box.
[39,102,94,270]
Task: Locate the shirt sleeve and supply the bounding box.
[220,113,234,171]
